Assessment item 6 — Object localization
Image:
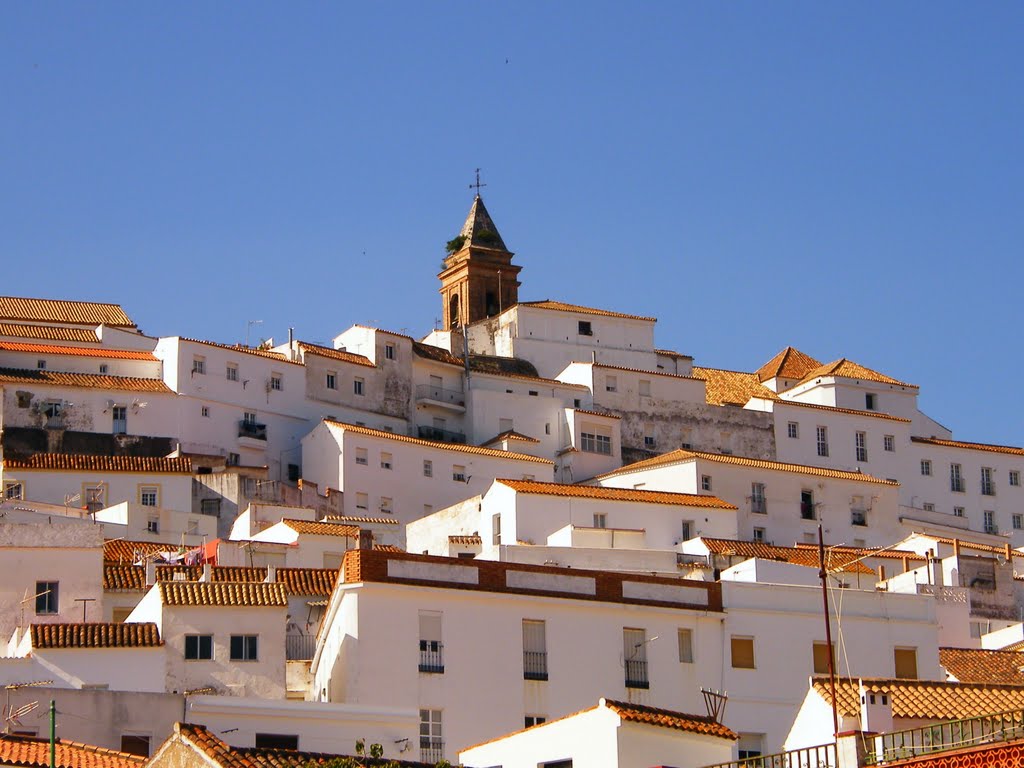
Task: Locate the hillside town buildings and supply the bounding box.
[3,196,1024,768]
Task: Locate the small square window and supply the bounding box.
[639,380,651,397]
[355,493,368,510]
[355,448,368,466]
[380,452,393,470]
[201,406,210,418]
[385,344,395,360]
[578,321,592,336]
[184,634,213,660]
[953,506,965,517]
[35,581,58,615]
[731,636,755,669]
[230,635,258,661]
[883,435,895,452]
[226,364,239,381]
[525,715,546,728]
[140,486,159,507]
[326,372,337,390]
[922,503,935,512]
[894,647,918,679]
[353,378,364,396]
[119,735,150,757]
[99,364,108,374]
[270,374,282,391]
[865,393,877,411]
[37,359,46,370]
[380,497,393,513]
[227,452,240,466]
[787,422,799,439]
[920,460,932,476]
[453,465,467,482]
[4,481,24,501]
[701,475,712,492]
[192,357,206,375]
[423,460,433,477]
[644,435,656,448]
[593,513,607,529]
[605,376,617,393]
[752,527,766,542]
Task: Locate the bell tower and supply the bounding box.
[439,194,521,329]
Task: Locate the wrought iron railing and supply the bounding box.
[419,640,444,673]
[624,658,649,689]
[702,742,836,768]
[417,425,466,444]
[415,385,465,406]
[238,420,268,440]
[523,650,548,681]
[865,708,1024,764]
[285,633,317,660]
[420,740,444,763]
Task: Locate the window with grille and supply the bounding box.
[623,628,649,688]
[523,620,547,681]
[418,612,443,673]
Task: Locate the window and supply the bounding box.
[230,635,258,661]
[99,364,108,374]
[525,716,546,728]
[813,642,835,675]
[423,460,433,477]
[140,486,159,507]
[270,374,282,391]
[119,736,151,757]
[750,483,766,514]
[4,481,24,501]
[353,377,364,396]
[605,375,617,393]
[623,628,649,689]
[953,506,965,518]
[491,513,501,545]
[816,426,829,457]
[644,434,656,449]
[680,520,693,541]
[201,405,210,418]
[922,503,935,512]
[453,465,467,482]
[731,636,755,669]
[800,490,815,520]
[1013,514,1023,531]
[1011,471,1021,487]
[981,467,995,496]
[578,321,592,336]
[855,432,868,463]
[418,612,443,673]
[593,513,607,529]
[35,581,58,615]
[200,499,221,517]
[851,508,867,526]
[752,527,766,543]
[883,435,895,453]
[380,497,393,514]
[109,405,127,435]
[787,422,799,439]
[380,452,393,470]
[984,510,997,534]
[950,463,964,492]
[355,447,368,465]
[192,356,206,375]
[326,372,337,390]
[639,379,651,397]
[921,460,932,476]
[523,620,547,680]
[84,484,106,513]
[738,735,764,760]
[894,647,918,679]
[37,359,46,370]
[419,709,443,762]
[970,621,989,640]
[581,432,612,455]
[226,364,238,381]
[355,492,368,510]
[865,393,877,411]
[243,411,257,426]
[384,344,395,360]
[254,735,298,750]
[701,475,712,492]
[184,634,213,660]
[677,628,694,663]
[227,452,240,466]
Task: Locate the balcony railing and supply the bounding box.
[523,650,548,681]
[415,385,465,406]
[417,425,466,444]
[702,742,836,768]
[751,499,767,515]
[286,633,317,660]
[238,420,268,441]
[624,659,649,689]
[420,740,444,763]
[419,640,444,673]
[865,708,1024,765]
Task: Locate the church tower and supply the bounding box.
[439,195,521,329]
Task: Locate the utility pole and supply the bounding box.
[49,700,55,768]
[818,525,840,738]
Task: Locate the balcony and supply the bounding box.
[417,425,466,445]
[285,633,317,661]
[419,640,444,673]
[415,385,466,412]
[703,742,836,768]
[420,740,444,763]
[238,420,268,441]
[523,651,548,681]
[865,708,1024,765]
[624,659,649,689]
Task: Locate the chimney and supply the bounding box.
[358,528,374,551]
[878,564,886,582]
[201,563,212,582]
[145,559,157,587]
[930,554,943,588]
[265,564,277,583]
[858,679,893,735]
[1006,543,1013,563]
[953,538,961,558]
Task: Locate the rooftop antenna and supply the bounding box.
[469,168,487,197]
[246,320,263,348]
[4,681,52,734]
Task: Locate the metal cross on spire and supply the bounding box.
[469,168,487,197]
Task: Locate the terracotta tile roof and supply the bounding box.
[940,648,1024,685]
[813,677,1024,720]
[517,299,656,322]
[323,516,400,525]
[698,538,875,574]
[158,581,287,607]
[0,734,144,768]
[282,519,360,537]
[173,722,434,768]
[411,342,584,388]
[373,544,403,553]
[756,346,822,383]
[0,324,99,343]
[912,436,1024,457]
[0,341,157,361]
[103,539,181,564]
[792,542,927,562]
[498,478,738,509]
[691,367,778,406]
[449,534,482,545]
[1002,640,1024,652]
[411,341,463,367]
[773,398,912,423]
[602,699,738,740]
[595,449,898,485]
[30,622,162,649]
[481,430,541,445]
[296,342,375,368]
[351,324,416,342]
[325,420,554,464]
[574,407,620,419]
[0,297,135,328]
[0,367,171,393]
[911,535,1013,556]
[175,337,302,365]
[591,363,700,381]
[656,348,693,360]
[796,358,917,389]
[4,454,191,474]
[103,564,336,595]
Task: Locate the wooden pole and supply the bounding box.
[818,525,840,738]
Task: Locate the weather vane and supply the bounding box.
[469,168,487,197]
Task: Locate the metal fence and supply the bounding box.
[285,634,317,660]
[703,742,836,768]
[866,709,1024,764]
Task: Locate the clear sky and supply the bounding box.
[2,3,1021,444]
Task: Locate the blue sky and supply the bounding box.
[2,3,1021,443]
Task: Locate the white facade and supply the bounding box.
[94,501,215,545]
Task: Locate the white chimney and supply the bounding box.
[145,559,157,587]
[201,563,212,582]
[265,565,277,583]
[859,680,893,735]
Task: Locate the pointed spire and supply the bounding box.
[458,195,508,251]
